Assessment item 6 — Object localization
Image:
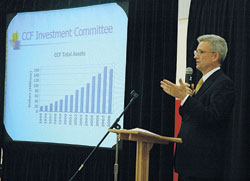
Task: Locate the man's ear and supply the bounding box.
[212,52,220,63]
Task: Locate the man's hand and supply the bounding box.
[186,83,195,97]
[160,78,193,100]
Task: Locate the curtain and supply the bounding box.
[120,0,178,180]
[0,0,178,180]
[187,0,250,180]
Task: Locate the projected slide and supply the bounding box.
[4,3,128,147]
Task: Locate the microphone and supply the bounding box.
[130,90,139,99]
[68,90,139,181]
[185,67,193,85]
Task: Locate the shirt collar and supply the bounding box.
[202,67,220,82]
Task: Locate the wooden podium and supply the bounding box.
[109,128,182,181]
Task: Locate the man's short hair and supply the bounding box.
[197,34,228,65]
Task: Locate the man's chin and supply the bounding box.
[196,65,201,71]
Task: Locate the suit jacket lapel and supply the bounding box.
[195,69,222,97]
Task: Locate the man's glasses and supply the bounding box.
[194,50,216,56]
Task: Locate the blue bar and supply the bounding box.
[59,100,63,112]
[64,95,68,112]
[86,83,90,113]
[40,106,43,112]
[97,74,101,113]
[45,106,48,112]
[108,69,113,113]
[80,87,84,113]
[91,76,96,113]
[70,95,73,112]
[102,67,107,113]
[55,101,58,112]
[50,103,53,112]
[75,90,79,113]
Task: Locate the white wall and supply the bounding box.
[176,0,191,83]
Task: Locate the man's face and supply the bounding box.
[194,41,216,75]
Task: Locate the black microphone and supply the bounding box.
[185,67,193,85]
[130,90,139,99]
[68,90,139,181]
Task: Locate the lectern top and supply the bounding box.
[109,128,182,144]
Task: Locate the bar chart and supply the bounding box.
[35,65,116,127]
[39,66,113,114]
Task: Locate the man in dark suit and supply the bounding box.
[160,34,234,181]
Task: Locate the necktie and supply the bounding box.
[195,78,203,94]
